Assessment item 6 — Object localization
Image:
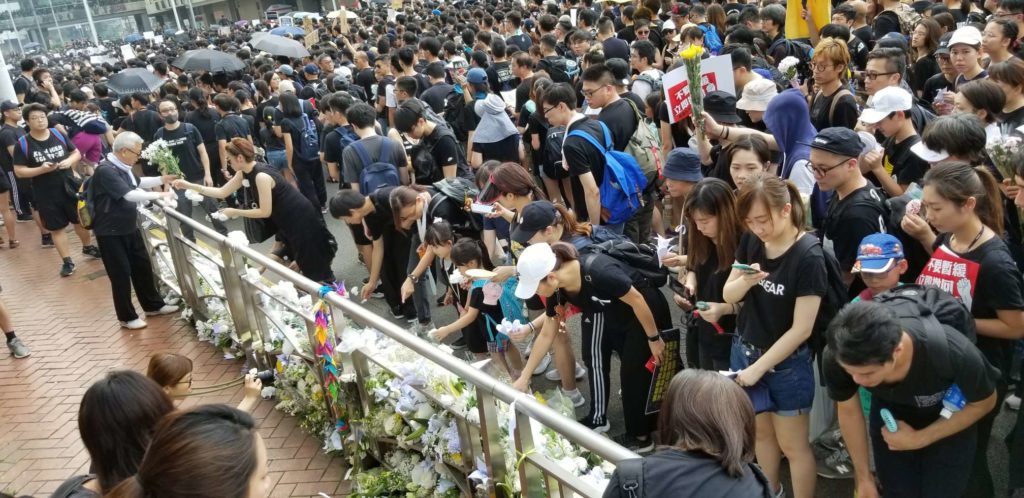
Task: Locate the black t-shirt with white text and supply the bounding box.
[735,232,828,348]
[11,129,77,197]
[154,123,205,181]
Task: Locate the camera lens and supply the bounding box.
[255,370,275,386]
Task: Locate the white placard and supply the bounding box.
[143,31,155,39]
[120,44,136,62]
[387,8,398,23]
[153,35,163,44]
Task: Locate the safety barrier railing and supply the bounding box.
[137,202,638,497]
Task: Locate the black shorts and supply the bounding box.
[460,325,489,355]
[0,169,9,193]
[37,195,79,231]
[348,222,371,246]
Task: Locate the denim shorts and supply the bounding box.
[265,149,287,171]
[730,337,814,416]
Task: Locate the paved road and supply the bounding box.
[227,181,1015,497]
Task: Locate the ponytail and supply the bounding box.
[552,204,593,239]
[550,241,579,269]
[736,172,806,234]
[785,180,807,232]
[105,475,144,498]
[922,161,1004,235]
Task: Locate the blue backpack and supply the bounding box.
[567,121,647,225]
[295,113,320,162]
[352,139,401,194]
[698,23,724,55]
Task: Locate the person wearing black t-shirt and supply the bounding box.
[277,93,327,211]
[824,301,999,498]
[91,132,180,330]
[859,87,929,197]
[901,162,1024,498]
[542,83,606,229]
[922,35,958,113]
[810,128,887,289]
[722,173,825,498]
[329,186,415,320]
[991,58,1024,131]
[184,89,222,184]
[213,94,252,184]
[0,101,30,237]
[12,104,98,278]
[512,242,673,452]
[393,99,473,182]
[154,99,226,242]
[118,94,163,176]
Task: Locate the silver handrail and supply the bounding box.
[140,201,639,496]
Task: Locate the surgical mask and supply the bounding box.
[163,112,178,124]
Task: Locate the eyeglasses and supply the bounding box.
[177,376,193,387]
[636,30,650,36]
[810,62,834,72]
[581,86,606,98]
[864,71,897,80]
[806,157,851,177]
[542,104,558,117]
[126,148,142,157]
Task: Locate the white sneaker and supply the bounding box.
[121,319,148,330]
[409,322,435,338]
[531,352,552,376]
[1006,394,1021,411]
[561,387,586,408]
[545,363,587,381]
[145,304,181,316]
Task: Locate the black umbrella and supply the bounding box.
[172,49,246,73]
[106,68,165,95]
[250,35,310,58]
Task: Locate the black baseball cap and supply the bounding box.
[935,32,954,56]
[0,101,21,112]
[704,91,741,124]
[804,127,863,158]
[511,200,558,245]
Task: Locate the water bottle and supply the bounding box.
[940,384,966,419]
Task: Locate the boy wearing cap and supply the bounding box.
[851,233,908,301]
[809,128,887,286]
[948,26,987,88]
[859,87,930,197]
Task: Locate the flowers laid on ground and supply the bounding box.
[140,139,181,176]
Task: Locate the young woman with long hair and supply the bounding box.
[910,19,943,97]
[726,135,773,191]
[678,179,745,371]
[983,19,1019,66]
[722,172,824,498]
[989,58,1024,130]
[901,161,1024,498]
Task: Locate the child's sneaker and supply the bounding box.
[545,363,587,381]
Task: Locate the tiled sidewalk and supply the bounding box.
[0,235,348,497]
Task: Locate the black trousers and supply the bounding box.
[97,231,167,322]
[379,228,415,318]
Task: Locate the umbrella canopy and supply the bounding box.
[124,33,143,43]
[269,26,306,37]
[172,49,246,73]
[106,68,165,95]
[23,42,40,49]
[250,35,310,58]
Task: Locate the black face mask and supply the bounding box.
[163,113,178,125]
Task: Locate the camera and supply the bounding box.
[255,369,276,387]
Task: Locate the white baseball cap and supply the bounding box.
[859,87,913,124]
[948,26,982,48]
[514,243,558,299]
[911,141,950,163]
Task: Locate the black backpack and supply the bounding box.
[791,234,850,359]
[429,177,483,235]
[542,125,568,181]
[581,240,669,289]
[871,284,977,378]
[538,55,579,83]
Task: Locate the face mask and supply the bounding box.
[163,113,178,124]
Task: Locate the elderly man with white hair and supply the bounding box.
[90,132,179,330]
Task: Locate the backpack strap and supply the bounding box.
[566,124,610,155]
[827,89,853,125]
[351,140,372,171]
[17,135,28,159]
[378,138,393,166]
[616,457,644,498]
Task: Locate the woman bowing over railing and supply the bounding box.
[173,137,336,283]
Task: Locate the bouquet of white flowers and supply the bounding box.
[778,56,801,88]
[140,139,181,176]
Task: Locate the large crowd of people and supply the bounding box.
[2,0,1024,496]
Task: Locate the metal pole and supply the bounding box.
[6,6,23,58]
[47,0,65,47]
[185,0,196,29]
[81,0,99,46]
[169,0,183,32]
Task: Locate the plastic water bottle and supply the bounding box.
[940,384,966,419]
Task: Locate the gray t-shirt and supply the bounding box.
[341,135,407,187]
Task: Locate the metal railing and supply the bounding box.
[138,202,638,497]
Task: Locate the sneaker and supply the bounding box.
[6,337,31,359]
[16,213,32,223]
[82,245,101,259]
[545,363,587,382]
[145,304,180,316]
[41,233,54,248]
[531,352,552,376]
[60,260,75,277]
[812,428,845,460]
[561,387,586,408]
[390,307,404,319]
[451,336,468,349]
[120,318,148,329]
[579,417,610,433]
[816,448,854,480]
[8,240,19,249]
[409,321,434,337]
[1006,394,1021,411]
[615,434,655,454]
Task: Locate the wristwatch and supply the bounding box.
[647,334,661,342]
[408,273,419,284]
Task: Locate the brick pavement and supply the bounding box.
[0,234,349,497]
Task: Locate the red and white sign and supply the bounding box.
[916,245,980,310]
[663,54,736,124]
